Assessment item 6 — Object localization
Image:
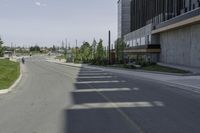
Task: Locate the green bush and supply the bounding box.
[90,58,108,66]
[136,60,156,67]
[123,64,136,69]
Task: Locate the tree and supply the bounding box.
[96,39,104,59]
[0,37,4,57]
[91,39,97,59]
[115,38,125,64]
[30,45,40,52]
[71,47,80,63]
[79,42,92,62]
[52,45,56,52]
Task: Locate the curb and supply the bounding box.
[157,62,200,75]
[88,65,191,76]
[48,61,193,76]
[0,64,23,95]
[46,60,85,68]
[163,80,200,94]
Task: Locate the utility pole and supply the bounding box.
[65,39,68,50]
[108,30,111,65]
[75,39,78,59]
[61,40,64,49]
[11,42,13,48]
[65,39,68,62]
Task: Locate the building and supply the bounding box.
[118,0,200,67]
[4,51,14,58]
[118,0,131,38]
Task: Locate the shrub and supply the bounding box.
[123,64,136,69]
[136,60,157,67]
[90,58,108,66]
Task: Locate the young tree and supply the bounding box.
[80,42,92,62]
[115,38,125,64]
[0,37,4,57]
[52,45,56,52]
[30,45,40,52]
[71,46,80,63]
[91,39,97,59]
[95,39,104,64]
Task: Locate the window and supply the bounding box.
[131,40,133,47]
[137,38,141,46]
[189,0,192,11]
[149,35,151,43]
[141,37,145,45]
[146,35,149,44]
[133,40,136,47]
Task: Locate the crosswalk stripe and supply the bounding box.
[68,101,164,110]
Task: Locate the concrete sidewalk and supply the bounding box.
[158,62,200,74]
[46,59,200,93]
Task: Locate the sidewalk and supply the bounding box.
[158,62,200,74]
[46,58,200,93]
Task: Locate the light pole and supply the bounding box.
[75,40,78,60]
[108,30,111,65]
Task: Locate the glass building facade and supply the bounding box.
[130,0,200,32]
[118,0,200,66]
[121,0,200,48]
[118,0,131,38]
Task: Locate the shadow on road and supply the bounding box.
[62,67,200,133]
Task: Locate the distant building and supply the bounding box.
[4,51,14,58]
[118,0,200,67]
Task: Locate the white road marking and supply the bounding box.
[153,101,165,107]
[68,101,164,110]
[78,76,114,79]
[132,87,140,91]
[73,88,133,92]
[79,71,104,73]
[79,73,111,76]
[76,80,126,84]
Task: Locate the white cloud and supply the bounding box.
[35,1,46,7]
[35,2,41,6]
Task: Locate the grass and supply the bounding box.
[142,64,189,73]
[0,59,20,90]
[55,55,66,60]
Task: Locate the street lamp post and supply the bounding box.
[108,30,111,65]
[75,40,78,60]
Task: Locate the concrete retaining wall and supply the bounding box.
[160,23,200,68]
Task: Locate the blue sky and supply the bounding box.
[0,0,117,47]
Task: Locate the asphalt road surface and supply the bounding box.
[0,56,200,133]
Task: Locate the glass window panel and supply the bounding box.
[141,37,145,45]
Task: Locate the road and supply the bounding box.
[0,56,200,133]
